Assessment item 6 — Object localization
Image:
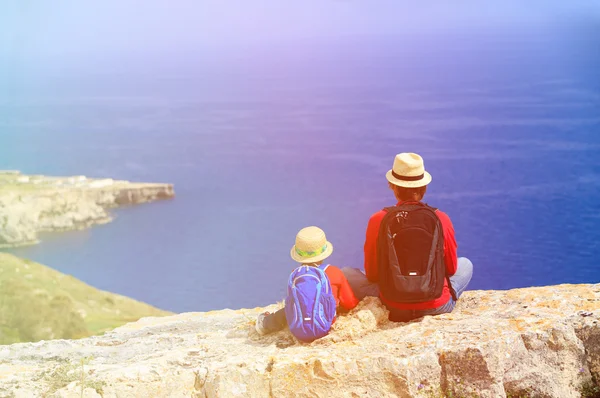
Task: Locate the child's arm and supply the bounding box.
[336,271,359,312]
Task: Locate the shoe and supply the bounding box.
[255,312,270,335]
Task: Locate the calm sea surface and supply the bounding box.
[2,29,599,312]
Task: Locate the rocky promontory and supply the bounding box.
[0,171,174,247]
[1,284,598,397]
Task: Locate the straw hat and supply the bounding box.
[386,152,432,188]
[290,226,334,264]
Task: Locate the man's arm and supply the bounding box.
[436,210,458,275]
[364,210,386,282]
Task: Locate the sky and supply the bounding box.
[1,1,599,61]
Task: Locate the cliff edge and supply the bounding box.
[0,171,174,248]
[1,284,599,397]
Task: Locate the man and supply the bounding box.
[343,152,473,322]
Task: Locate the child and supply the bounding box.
[255,226,359,339]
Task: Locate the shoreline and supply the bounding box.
[0,171,175,248]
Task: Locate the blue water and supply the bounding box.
[2,28,599,313]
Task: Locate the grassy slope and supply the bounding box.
[0,252,172,345]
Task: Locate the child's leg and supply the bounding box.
[256,307,287,335]
[263,308,287,332]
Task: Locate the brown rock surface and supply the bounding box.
[0,284,598,397]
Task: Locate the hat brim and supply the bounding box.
[386,170,432,188]
[290,241,334,264]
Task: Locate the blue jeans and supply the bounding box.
[341,257,473,322]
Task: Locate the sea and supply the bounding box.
[1,26,599,313]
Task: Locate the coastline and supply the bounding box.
[0,171,175,248]
[0,171,176,347]
[0,252,172,346]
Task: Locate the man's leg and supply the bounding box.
[419,298,456,317]
[341,267,380,301]
[418,258,473,318]
[449,257,474,299]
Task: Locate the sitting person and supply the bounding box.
[255,226,359,341]
[342,152,473,322]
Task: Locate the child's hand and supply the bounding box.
[336,305,350,314]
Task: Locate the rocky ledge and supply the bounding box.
[0,284,598,398]
[0,171,174,247]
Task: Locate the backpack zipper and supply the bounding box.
[292,273,329,293]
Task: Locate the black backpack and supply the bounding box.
[376,202,457,303]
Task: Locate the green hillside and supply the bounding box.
[0,252,172,345]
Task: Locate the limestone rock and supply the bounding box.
[0,284,599,397]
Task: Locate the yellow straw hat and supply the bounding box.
[386,152,432,188]
[290,226,334,264]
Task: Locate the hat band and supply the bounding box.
[295,244,327,258]
[392,170,424,181]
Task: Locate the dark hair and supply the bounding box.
[391,184,427,201]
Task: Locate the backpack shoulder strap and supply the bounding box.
[313,265,329,284]
[417,204,458,301]
[287,266,304,287]
[289,265,303,277]
[422,202,438,212]
[287,267,296,284]
[383,204,426,214]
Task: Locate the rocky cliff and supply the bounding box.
[0,171,174,247]
[1,284,598,398]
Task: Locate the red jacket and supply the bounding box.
[364,201,458,310]
[323,264,360,312]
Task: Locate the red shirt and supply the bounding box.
[363,201,458,310]
[323,264,360,312]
